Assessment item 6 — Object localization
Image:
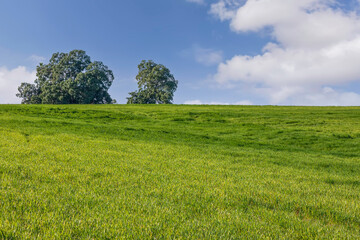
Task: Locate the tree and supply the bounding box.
[127,60,178,104]
[17,50,115,104]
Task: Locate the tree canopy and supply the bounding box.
[17,50,115,104]
[127,60,178,104]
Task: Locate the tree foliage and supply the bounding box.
[17,50,114,104]
[127,60,178,104]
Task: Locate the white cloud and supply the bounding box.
[253,86,360,106]
[235,100,254,105]
[184,99,253,105]
[0,66,36,104]
[184,100,203,104]
[216,37,360,86]
[209,0,242,21]
[210,0,360,105]
[299,87,360,106]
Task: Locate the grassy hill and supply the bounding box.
[0,105,359,239]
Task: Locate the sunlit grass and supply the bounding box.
[0,105,359,239]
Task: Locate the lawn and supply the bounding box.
[0,105,359,239]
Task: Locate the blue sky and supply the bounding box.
[1,0,360,105]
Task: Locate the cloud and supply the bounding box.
[253,86,360,106]
[298,87,360,106]
[186,0,205,5]
[235,100,254,105]
[181,45,224,66]
[184,99,253,105]
[216,37,360,86]
[184,100,203,104]
[210,0,360,105]
[0,66,36,104]
[28,55,45,64]
[194,46,223,66]
[209,0,238,21]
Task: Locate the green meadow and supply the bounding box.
[0,105,359,239]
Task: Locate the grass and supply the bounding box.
[0,104,359,239]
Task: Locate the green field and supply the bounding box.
[0,105,359,239]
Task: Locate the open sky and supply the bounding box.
[1,0,360,105]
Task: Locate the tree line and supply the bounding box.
[17,50,178,104]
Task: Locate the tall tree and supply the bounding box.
[127,60,178,104]
[17,50,115,104]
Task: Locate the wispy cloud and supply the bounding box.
[182,45,223,66]
[194,46,223,66]
[186,0,206,5]
[28,55,46,64]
